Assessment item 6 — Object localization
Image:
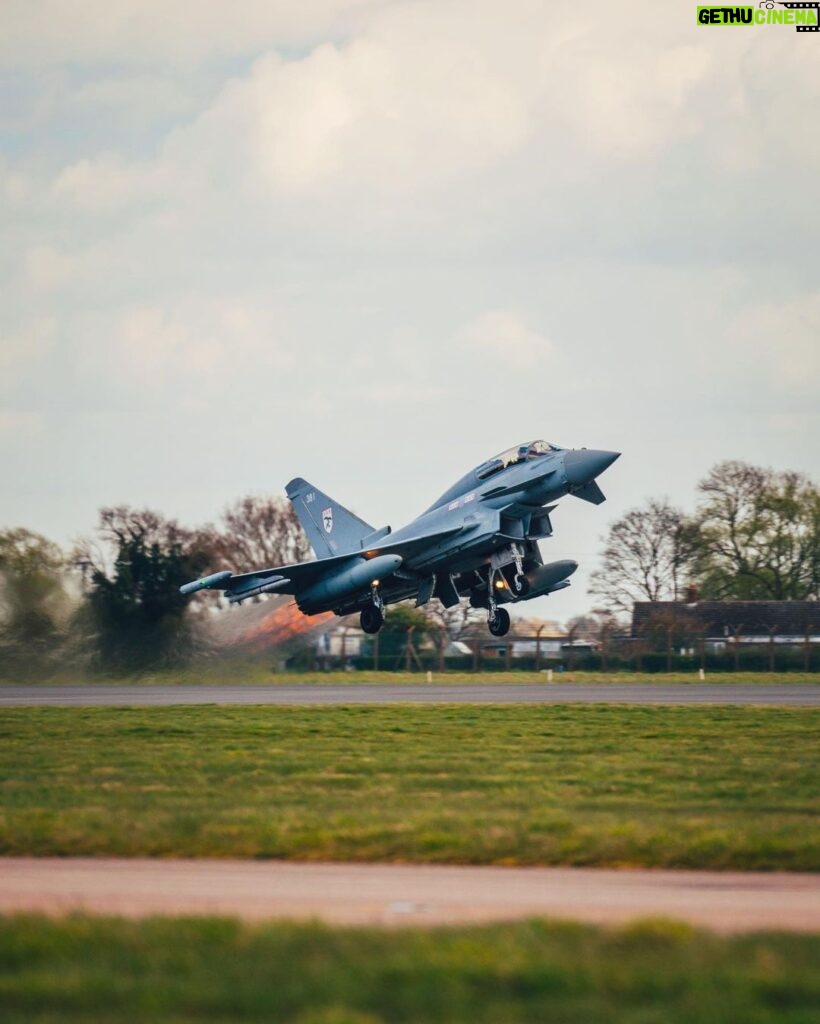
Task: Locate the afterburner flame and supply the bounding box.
[240,599,334,649]
[208,595,335,653]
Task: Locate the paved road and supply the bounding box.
[1,683,819,706]
[2,858,818,932]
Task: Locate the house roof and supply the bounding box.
[632,601,820,638]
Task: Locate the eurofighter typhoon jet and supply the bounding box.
[180,442,620,637]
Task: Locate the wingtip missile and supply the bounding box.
[179,570,233,596]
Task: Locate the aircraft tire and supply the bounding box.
[360,605,384,634]
[488,607,510,637]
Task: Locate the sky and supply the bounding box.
[2,0,819,622]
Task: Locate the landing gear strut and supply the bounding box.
[510,545,530,597]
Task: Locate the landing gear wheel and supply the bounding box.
[512,574,530,598]
[360,605,384,634]
[488,607,511,637]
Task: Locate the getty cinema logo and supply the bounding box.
[697,2,820,30]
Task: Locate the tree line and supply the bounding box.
[590,460,820,614]
[0,498,311,676]
[1,459,817,676]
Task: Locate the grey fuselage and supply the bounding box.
[304,444,617,616]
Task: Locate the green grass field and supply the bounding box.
[2,705,818,868]
[2,914,819,1023]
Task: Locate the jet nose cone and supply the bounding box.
[564,449,621,486]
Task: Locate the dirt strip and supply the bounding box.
[2,859,819,931]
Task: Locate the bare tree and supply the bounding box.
[75,506,206,579]
[422,601,485,670]
[423,601,484,642]
[589,499,696,614]
[565,609,627,641]
[205,496,312,572]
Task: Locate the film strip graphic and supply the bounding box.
[772,2,820,31]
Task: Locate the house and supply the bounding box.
[632,600,820,651]
[477,618,590,660]
[314,622,363,659]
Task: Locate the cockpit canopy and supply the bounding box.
[425,439,564,513]
[475,440,562,480]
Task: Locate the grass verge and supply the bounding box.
[1,914,820,1023]
[1,705,818,868]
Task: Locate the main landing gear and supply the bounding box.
[486,567,511,637]
[360,583,384,634]
[360,605,383,634]
[488,606,510,637]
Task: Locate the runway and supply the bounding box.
[2,858,818,932]
[1,683,819,706]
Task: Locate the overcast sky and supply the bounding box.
[2,0,819,621]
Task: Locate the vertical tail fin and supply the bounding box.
[286,477,376,557]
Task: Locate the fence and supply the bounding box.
[292,638,819,674]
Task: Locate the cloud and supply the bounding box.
[21,246,77,292]
[458,311,554,369]
[14,0,819,267]
[52,154,163,211]
[0,411,44,441]
[104,299,295,400]
[0,0,380,67]
[50,150,168,212]
[0,317,55,378]
[165,25,533,200]
[730,292,820,398]
[162,0,719,203]
[67,74,202,124]
[0,161,31,206]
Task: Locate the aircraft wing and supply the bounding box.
[181,522,477,603]
[180,551,364,601]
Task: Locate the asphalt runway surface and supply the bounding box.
[2,858,818,932]
[1,683,819,706]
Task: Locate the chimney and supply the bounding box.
[685,583,699,605]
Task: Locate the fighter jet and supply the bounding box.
[180,440,620,637]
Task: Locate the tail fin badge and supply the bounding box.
[322,507,333,533]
